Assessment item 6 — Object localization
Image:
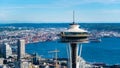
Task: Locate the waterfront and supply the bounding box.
[26,37,120,65]
[1,23,120,66]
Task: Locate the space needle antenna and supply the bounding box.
[73,11,75,24]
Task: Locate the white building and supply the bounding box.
[1,43,12,58]
[17,39,25,60]
[0,58,4,65]
[0,65,10,68]
[15,60,33,68]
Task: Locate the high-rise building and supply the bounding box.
[15,60,31,68]
[1,43,12,58]
[17,39,25,60]
[32,53,39,65]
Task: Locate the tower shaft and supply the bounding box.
[70,43,77,68]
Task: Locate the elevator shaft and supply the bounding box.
[70,43,77,68]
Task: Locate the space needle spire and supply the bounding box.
[73,11,75,24]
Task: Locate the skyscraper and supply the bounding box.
[1,43,12,58]
[17,39,25,60]
[32,53,39,65]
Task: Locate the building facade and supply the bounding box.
[1,43,12,58]
[17,39,25,60]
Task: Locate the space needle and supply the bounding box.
[60,11,89,68]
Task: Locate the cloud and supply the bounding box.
[0,0,120,9]
[53,0,120,7]
[79,0,120,4]
[0,0,120,22]
[77,9,120,22]
[0,5,63,9]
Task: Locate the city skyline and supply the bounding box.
[0,0,120,23]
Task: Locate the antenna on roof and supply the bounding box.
[73,11,75,24]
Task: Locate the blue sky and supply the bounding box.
[0,0,120,23]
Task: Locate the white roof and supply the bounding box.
[64,24,87,32]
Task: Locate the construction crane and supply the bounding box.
[48,49,60,68]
